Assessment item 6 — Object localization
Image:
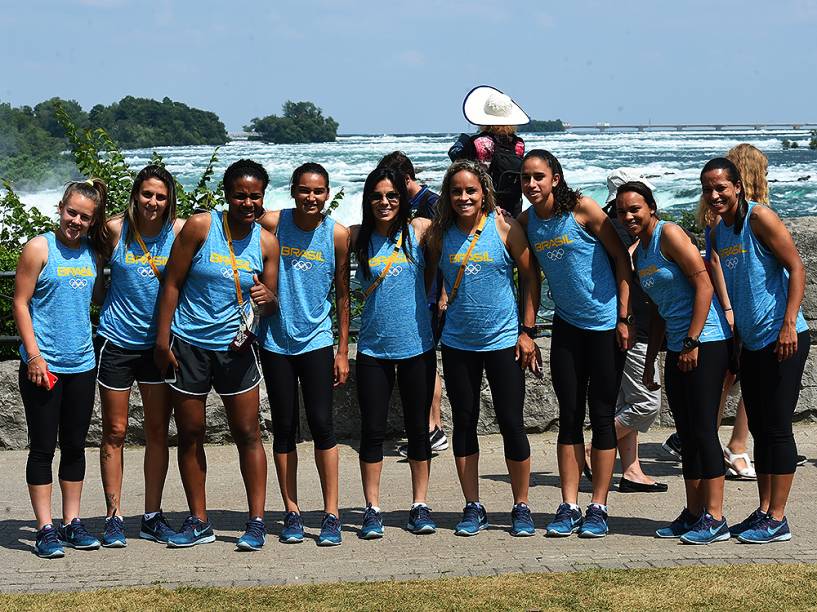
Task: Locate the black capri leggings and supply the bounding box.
[356,350,436,463]
[441,344,530,462]
[550,316,624,450]
[740,331,809,475]
[260,346,336,454]
[19,364,96,486]
[665,340,729,480]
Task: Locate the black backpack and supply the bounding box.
[487,135,524,216]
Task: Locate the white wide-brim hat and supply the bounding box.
[606,168,657,204]
[462,85,529,127]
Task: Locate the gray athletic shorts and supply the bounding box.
[615,341,661,433]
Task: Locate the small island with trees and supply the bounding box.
[518,119,566,133]
[245,101,339,144]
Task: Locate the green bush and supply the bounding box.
[246,101,338,144]
[518,119,565,133]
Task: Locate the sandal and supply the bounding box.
[723,447,757,480]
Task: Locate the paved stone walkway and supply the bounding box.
[2,426,817,592]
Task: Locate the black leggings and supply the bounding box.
[550,316,624,450]
[665,341,729,480]
[356,350,436,462]
[19,364,96,486]
[741,331,809,475]
[441,345,530,462]
[260,346,336,454]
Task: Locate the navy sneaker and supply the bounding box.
[167,515,215,548]
[58,518,100,550]
[279,511,304,543]
[236,519,266,551]
[454,502,487,536]
[737,514,792,544]
[34,524,64,559]
[360,504,384,539]
[679,512,730,545]
[318,513,342,546]
[101,515,127,548]
[407,504,436,534]
[140,511,176,543]
[729,508,766,538]
[546,503,583,537]
[578,504,609,538]
[656,508,699,539]
[510,503,535,537]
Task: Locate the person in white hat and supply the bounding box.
[448,86,529,216]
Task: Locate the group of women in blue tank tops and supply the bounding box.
[14,145,808,558]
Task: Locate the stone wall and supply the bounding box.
[1,216,816,450]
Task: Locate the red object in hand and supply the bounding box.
[45,371,58,390]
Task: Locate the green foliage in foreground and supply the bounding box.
[518,119,566,133]
[246,101,339,144]
[3,563,817,611]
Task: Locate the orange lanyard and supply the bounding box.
[222,212,245,307]
[363,230,405,300]
[133,227,162,282]
[449,212,487,304]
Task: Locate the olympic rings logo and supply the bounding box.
[138,267,155,278]
[292,260,313,271]
[725,257,739,270]
[68,278,89,289]
[221,268,233,278]
[464,263,481,275]
[546,249,564,261]
[386,266,402,277]
[642,277,655,288]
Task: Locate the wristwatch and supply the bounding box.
[520,325,537,339]
[618,314,634,325]
[682,336,700,351]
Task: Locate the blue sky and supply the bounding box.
[2,0,816,133]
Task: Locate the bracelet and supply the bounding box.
[26,353,42,364]
[723,307,733,312]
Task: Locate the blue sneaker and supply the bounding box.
[679,512,730,545]
[737,514,792,544]
[656,508,699,539]
[729,508,766,538]
[279,512,304,543]
[360,504,384,539]
[546,503,583,537]
[510,503,535,537]
[236,519,266,551]
[454,502,487,536]
[58,518,100,550]
[101,516,127,548]
[578,504,609,538]
[407,504,436,534]
[166,515,215,548]
[318,513,343,546]
[140,511,176,543]
[34,524,64,558]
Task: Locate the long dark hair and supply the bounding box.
[60,178,111,260]
[522,149,582,216]
[616,181,658,212]
[700,157,747,234]
[125,165,177,245]
[355,166,414,280]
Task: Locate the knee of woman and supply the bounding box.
[272,433,296,454]
[359,446,384,463]
[176,422,206,445]
[452,432,479,457]
[102,422,127,447]
[313,430,337,452]
[590,424,617,450]
[232,425,261,449]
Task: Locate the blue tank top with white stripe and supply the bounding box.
[261,210,336,355]
[440,212,518,351]
[20,232,97,373]
[356,224,433,359]
[636,221,730,352]
[97,219,176,349]
[714,202,808,350]
[171,211,263,351]
[527,208,617,331]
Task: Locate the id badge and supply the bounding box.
[229,300,260,352]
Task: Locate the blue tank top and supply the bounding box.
[356,225,433,359]
[714,202,808,351]
[440,212,518,351]
[261,210,335,355]
[636,221,731,352]
[97,219,176,350]
[20,233,97,373]
[527,208,617,331]
[171,211,263,351]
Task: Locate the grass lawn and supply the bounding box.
[3,563,817,611]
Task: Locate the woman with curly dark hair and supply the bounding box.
[518,149,633,538]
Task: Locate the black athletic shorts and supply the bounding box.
[167,335,262,396]
[97,337,163,390]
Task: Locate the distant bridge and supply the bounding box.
[565,123,817,132]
